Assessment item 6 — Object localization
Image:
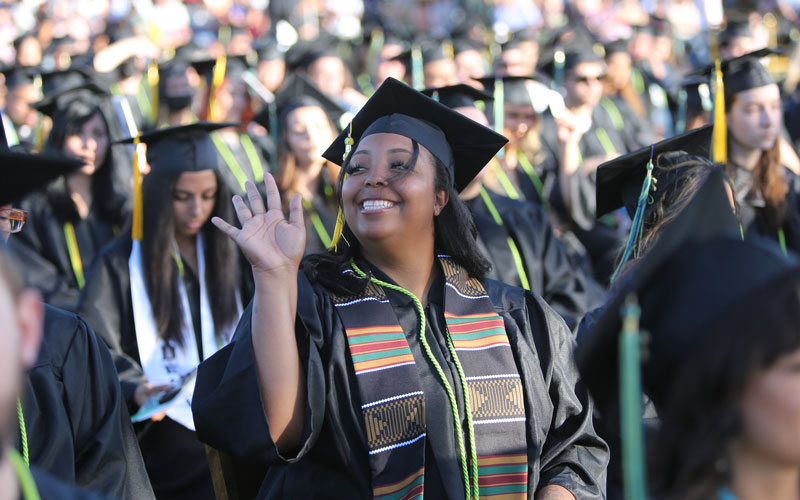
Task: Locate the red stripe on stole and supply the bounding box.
[479,473,528,487]
[446,318,506,335]
[348,338,410,356]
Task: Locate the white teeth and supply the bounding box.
[361,200,396,211]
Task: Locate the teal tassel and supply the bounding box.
[610,145,657,284]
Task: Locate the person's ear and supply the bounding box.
[15,288,43,370]
[434,188,449,216]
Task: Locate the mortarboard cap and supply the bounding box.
[252,73,345,132]
[0,151,83,205]
[595,124,714,217]
[322,77,507,192]
[453,37,484,55]
[253,39,284,62]
[32,82,109,118]
[1,66,37,88]
[40,66,96,97]
[115,122,237,175]
[475,74,554,110]
[720,20,753,45]
[576,167,746,413]
[692,48,782,99]
[421,84,491,109]
[420,40,455,64]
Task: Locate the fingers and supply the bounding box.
[232,195,253,223]
[288,193,305,229]
[211,216,240,239]
[262,173,282,213]
[245,181,266,215]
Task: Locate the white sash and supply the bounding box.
[129,234,240,430]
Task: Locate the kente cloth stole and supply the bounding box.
[331,256,528,499]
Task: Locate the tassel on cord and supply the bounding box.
[712,58,727,163]
[147,61,160,126]
[208,55,227,121]
[328,123,354,251]
[610,145,657,283]
[132,133,144,241]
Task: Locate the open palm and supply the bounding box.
[212,175,306,275]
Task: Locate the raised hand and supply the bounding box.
[212,174,306,276]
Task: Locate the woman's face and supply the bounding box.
[62,112,109,175]
[341,133,448,246]
[504,102,537,143]
[727,84,782,152]
[171,170,218,240]
[738,347,800,464]
[286,106,335,168]
[218,79,249,121]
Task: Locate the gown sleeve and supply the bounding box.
[524,291,609,498]
[192,271,327,466]
[53,308,155,500]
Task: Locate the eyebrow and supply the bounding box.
[351,147,413,157]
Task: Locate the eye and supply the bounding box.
[173,192,190,201]
[390,160,411,170]
[347,163,367,174]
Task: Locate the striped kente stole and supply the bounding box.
[332,256,528,499]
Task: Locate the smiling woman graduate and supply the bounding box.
[192,78,608,499]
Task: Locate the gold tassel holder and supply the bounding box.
[712,58,727,163]
[208,55,228,121]
[328,124,354,251]
[147,61,160,125]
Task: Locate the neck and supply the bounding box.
[0,448,20,500]
[460,179,482,200]
[568,103,592,115]
[361,238,437,306]
[729,139,763,171]
[218,128,239,143]
[175,232,198,272]
[729,444,800,500]
[502,144,518,169]
[167,109,193,126]
[67,173,92,219]
[119,75,142,95]
[293,161,324,200]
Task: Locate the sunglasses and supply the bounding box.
[0,208,27,233]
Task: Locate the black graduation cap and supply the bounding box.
[595,124,714,217]
[32,82,109,117]
[252,74,345,132]
[475,75,551,107]
[421,84,491,109]
[720,20,752,45]
[285,37,346,72]
[40,66,95,97]
[691,48,782,98]
[603,39,629,57]
[500,28,538,52]
[576,167,747,413]
[420,40,455,64]
[190,55,250,83]
[0,151,83,205]
[321,77,508,192]
[253,38,284,62]
[453,37,484,56]
[114,122,238,174]
[1,66,37,88]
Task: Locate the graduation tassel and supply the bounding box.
[619,295,648,500]
[132,133,144,241]
[411,45,424,91]
[329,123,354,252]
[493,76,505,160]
[712,58,727,163]
[147,60,160,126]
[207,55,228,122]
[610,145,657,284]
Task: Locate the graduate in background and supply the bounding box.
[77,123,246,500]
[2,149,155,500]
[9,88,129,312]
[193,78,607,499]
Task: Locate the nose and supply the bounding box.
[364,164,388,187]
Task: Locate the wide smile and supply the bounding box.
[359,199,398,213]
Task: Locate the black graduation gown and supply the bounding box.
[465,191,606,329]
[19,305,154,500]
[8,192,119,312]
[732,165,800,255]
[192,263,609,499]
[77,236,241,500]
[27,466,119,500]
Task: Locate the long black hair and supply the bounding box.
[140,168,240,347]
[650,269,800,500]
[43,94,128,225]
[303,137,490,292]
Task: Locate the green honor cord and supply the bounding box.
[619,296,647,500]
[479,188,531,291]
[351,263,480,499]
[8,448,40,500]
[17,398,28,465]
[302,198,332,248]
[516,152,550,212]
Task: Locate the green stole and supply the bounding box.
[331,256,528,499]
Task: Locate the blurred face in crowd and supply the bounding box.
[727,84,782,152]
[15,36,42,67]
[456,49,486,81]
[5,84,39,128]
[257,59,286,94]
[736,347,800,466]
[172,170,217,240]
[564,61,606,109]
[720,36,756,60]
[63,111,109,176]
[308,56,348,97]
[504,102,537,143]
[605,52,632,92]
[0,253,43,445]
[285,106,335,168]
[424,59,459,89]
[629,32,652,63]
[376,43,406,86]
[218,79,249,122]
[163,70,196,112]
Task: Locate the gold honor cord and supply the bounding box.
[208,55,228,122]
[132,134,144,241]
[63,222,85,289]
[478,187,532,291]
[147,61,160,125]
[9,448,40,500]
[302,198,332,249]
